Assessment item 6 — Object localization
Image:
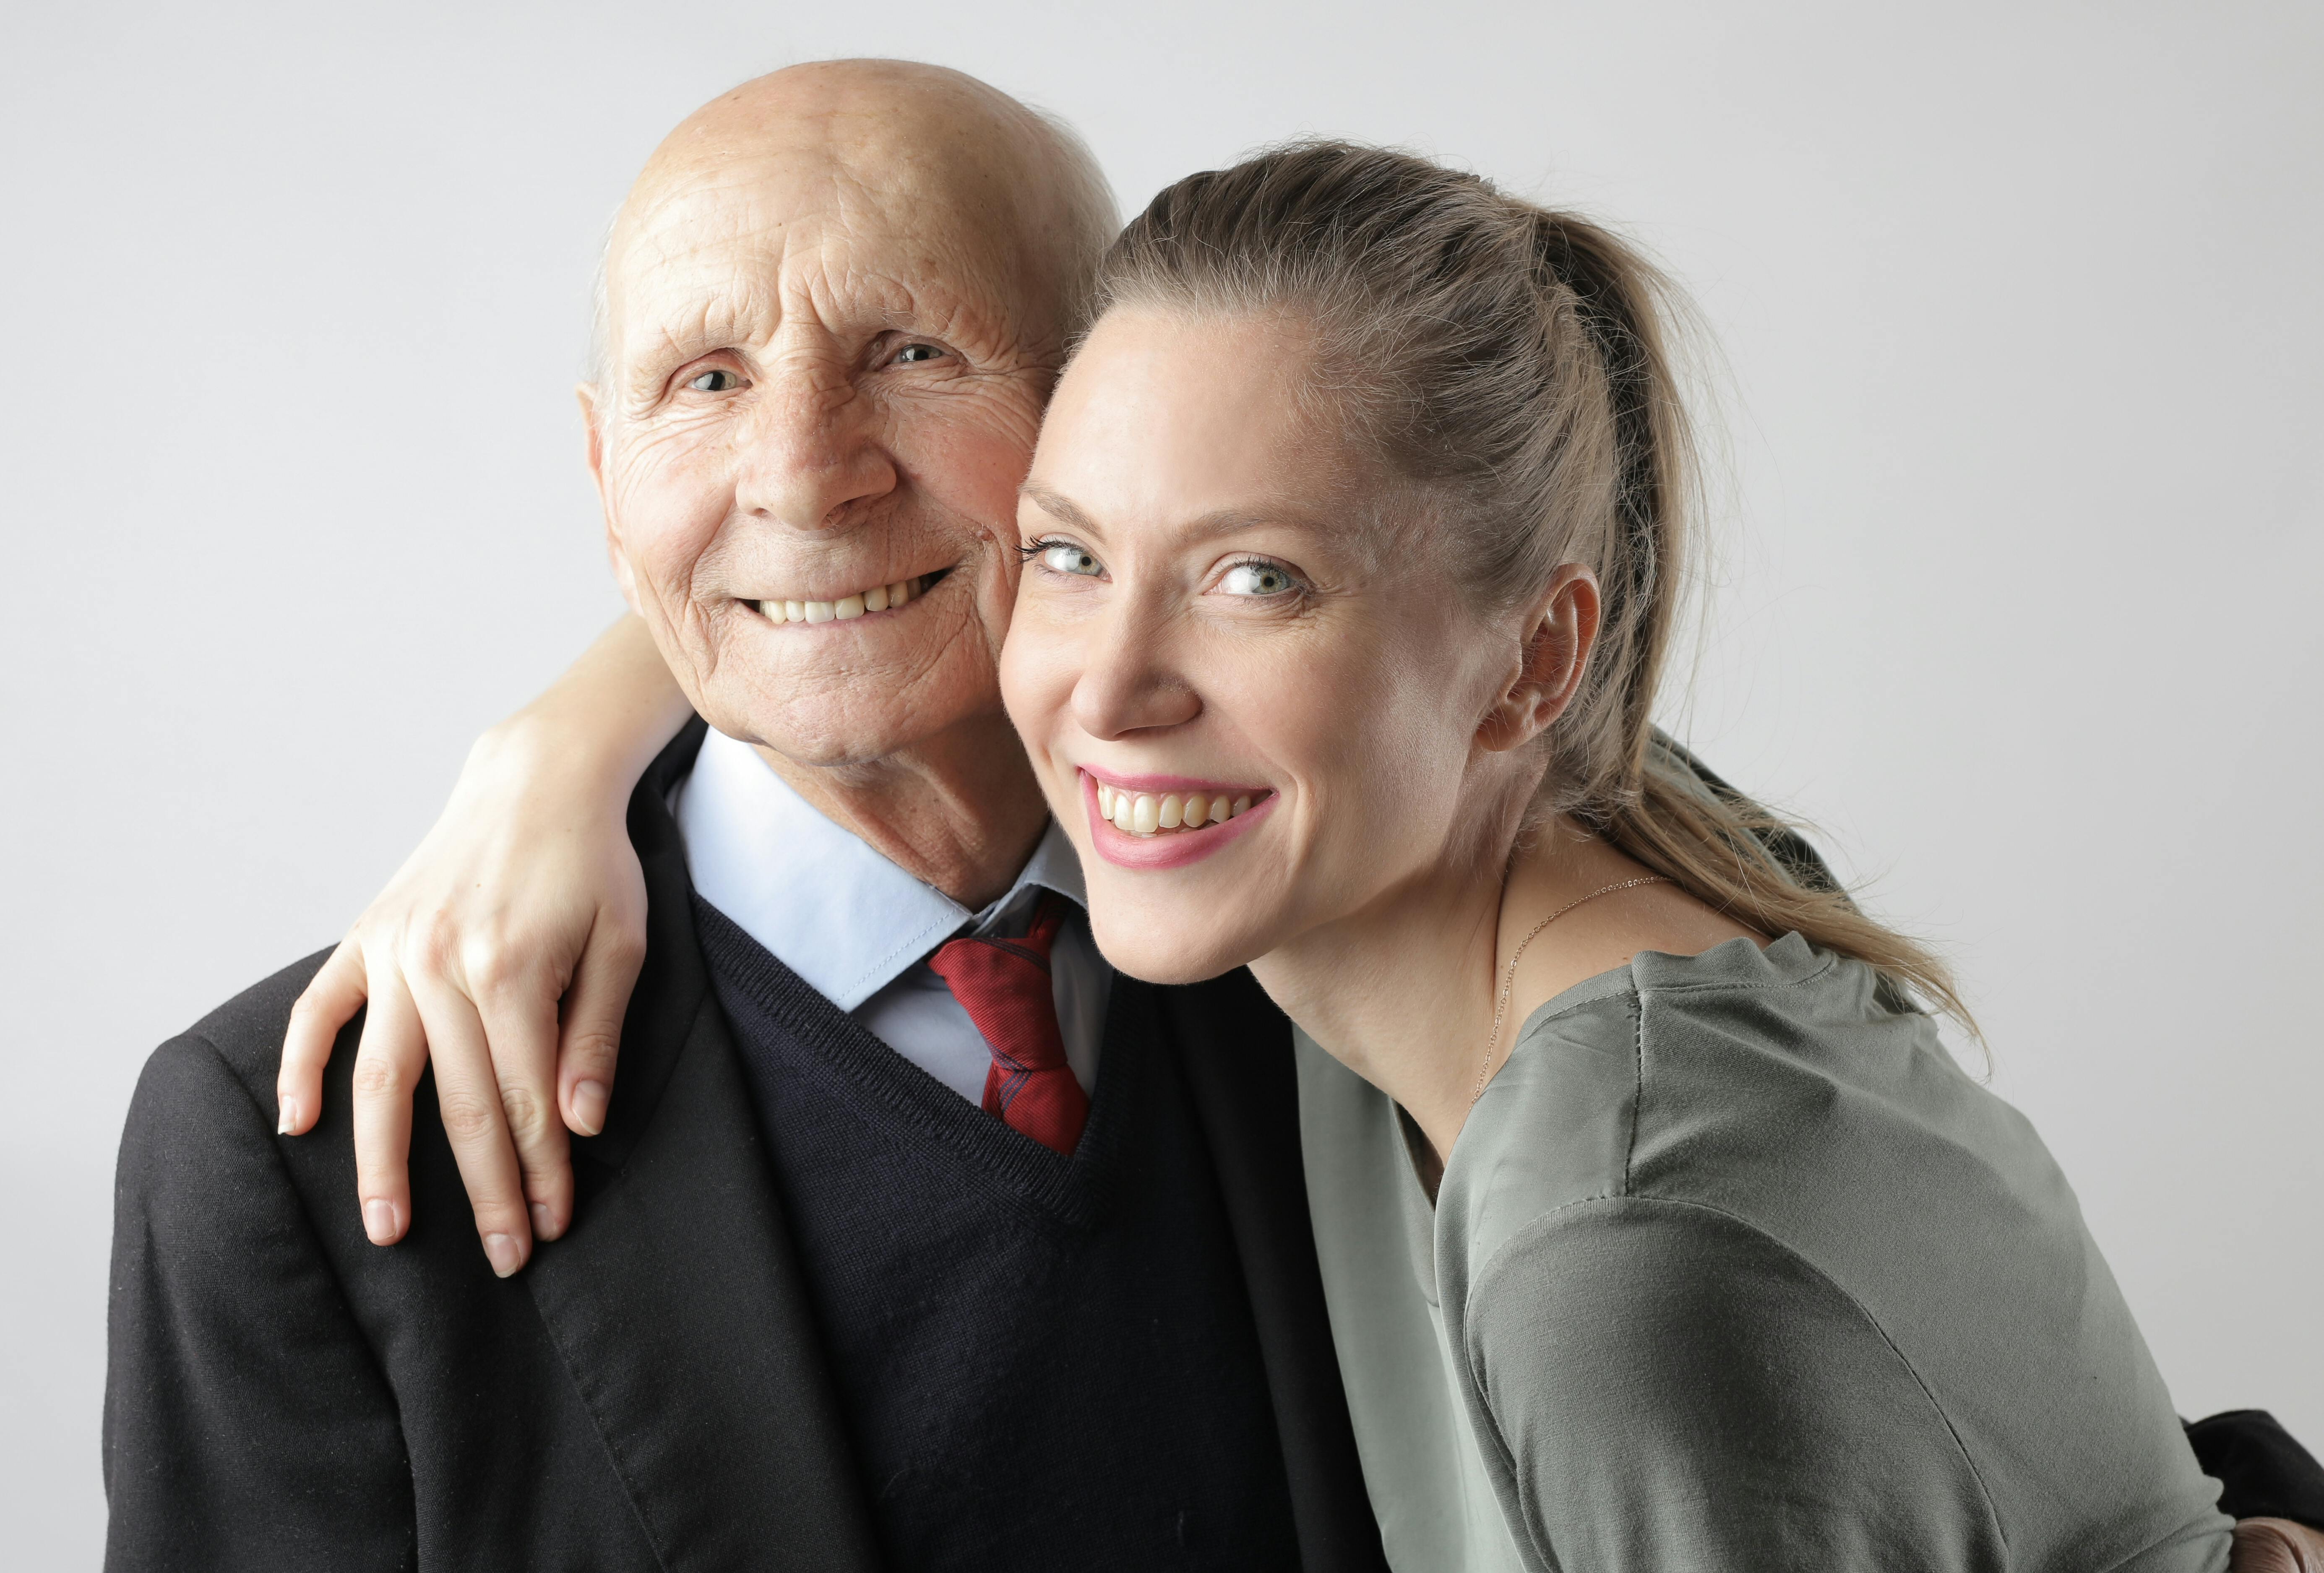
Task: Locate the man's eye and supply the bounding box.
[1040,542,1104,578]
[1219,560,1300,597]
[685,369,740,392]
[894,342,947,365]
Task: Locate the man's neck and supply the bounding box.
[754,714,1049,911]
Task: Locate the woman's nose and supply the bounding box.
[732,367,897,532]
[1070,601,1201,741]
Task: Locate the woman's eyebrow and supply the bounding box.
[1019,482,1327,544]
[1019,481,1101,534]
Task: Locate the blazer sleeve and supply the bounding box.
[105,1031,417,1573]
[1457,1196,2010,1573]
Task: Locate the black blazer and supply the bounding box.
[105,724,1387,1572]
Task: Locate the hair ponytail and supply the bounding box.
[1527,205,1976,1031]
[1099,141,1972,1034]
[1604,732,1973,1028]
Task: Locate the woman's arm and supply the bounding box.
[1456,1198,2016,1573]
[277,613,690,1276]
[1459,1195,2263,1572]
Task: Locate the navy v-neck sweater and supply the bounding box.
[695,898,1300,1571]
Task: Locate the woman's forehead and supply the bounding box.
[1045,313,1341,474]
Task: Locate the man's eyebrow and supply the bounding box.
[1018,482,1327,543]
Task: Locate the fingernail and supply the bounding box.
[483,1232,525,1278]
[276,1097,298,1135]
[570,1080,609,1136]
[529,1202,558,1242]
[362,1199,400,1245]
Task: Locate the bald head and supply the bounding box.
[592,61,1115,391]
[578,61,1117,823]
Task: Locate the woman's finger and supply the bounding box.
[469,960,573,1244]
[2229,1518,2324,1573]
[348,963,428,1246]
[404,970,534,1277]
[557,911,647,1138]
[278,938,370,1136]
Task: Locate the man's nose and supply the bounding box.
[731,365,898,532]
[1070,595,1202,742]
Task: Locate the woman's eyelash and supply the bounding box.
[1222,556,1308,593]
[1016,541,1305,595]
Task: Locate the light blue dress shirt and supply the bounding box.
[670,726,1111,1104]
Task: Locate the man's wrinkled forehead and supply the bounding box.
[605,124,1044,376]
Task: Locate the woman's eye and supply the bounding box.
[1040,542,1105,578]
[1219,560,1300,597]
[894,342,947,365]
[685,369,739,393]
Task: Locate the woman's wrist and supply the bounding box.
[466,706,643,816]
[470,614,694,813]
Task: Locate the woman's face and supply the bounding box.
[1000,306,1535,984]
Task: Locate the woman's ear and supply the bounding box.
[1476,565,1602,754]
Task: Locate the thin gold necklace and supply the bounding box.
[1473,877,1670,1106]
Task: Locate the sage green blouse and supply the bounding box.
[1295,932,2232,1573]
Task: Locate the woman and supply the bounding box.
[283,144,2236,1569]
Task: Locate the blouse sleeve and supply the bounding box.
[1455,1195,2007,1573]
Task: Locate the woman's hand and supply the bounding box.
[278,717,646,1274]
[2233,1518,2324,1573]
[276,614,690,1276]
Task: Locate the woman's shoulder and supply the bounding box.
[1462,932,2041,1257]
[1442,936,2231,1573]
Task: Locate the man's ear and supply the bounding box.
[578,383,610,495]
[1476,565,1602,755]
[577,383,642,615]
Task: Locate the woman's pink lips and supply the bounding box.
[1079,770,1276,871]
[1079,765,1270,797]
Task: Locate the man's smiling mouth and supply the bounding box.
[752,568,952,625]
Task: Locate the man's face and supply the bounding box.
[587,117,1059,766]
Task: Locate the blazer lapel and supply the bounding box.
[526,721,881,1573]
[1165,969,1391,1573]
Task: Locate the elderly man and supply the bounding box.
[107,57,2324,1573]
[105,62,1379,1573]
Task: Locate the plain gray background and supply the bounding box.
[5,0,2317,1563]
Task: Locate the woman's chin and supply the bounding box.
[1086,913,1267,988]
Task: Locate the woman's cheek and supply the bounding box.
[998,610,1074,757]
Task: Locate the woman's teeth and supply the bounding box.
[1094,781,1258,837]
[757,575,927,625]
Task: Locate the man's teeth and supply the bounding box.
[757,576,926,625]
[1093,781,1258,837]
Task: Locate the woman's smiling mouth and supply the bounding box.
[1079,768,1275,870]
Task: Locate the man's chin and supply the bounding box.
[675,599,956,721]
[696,683,999,776]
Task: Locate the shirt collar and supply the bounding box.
[673,726,1086,1010]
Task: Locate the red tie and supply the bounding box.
[925,892,1089,1156]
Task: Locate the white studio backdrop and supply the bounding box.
[4,0,2316,1562]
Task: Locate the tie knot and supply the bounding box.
[925,890,1087,1154]
[929,887,1065,973]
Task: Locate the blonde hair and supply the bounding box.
[1097,141,1970,1030]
